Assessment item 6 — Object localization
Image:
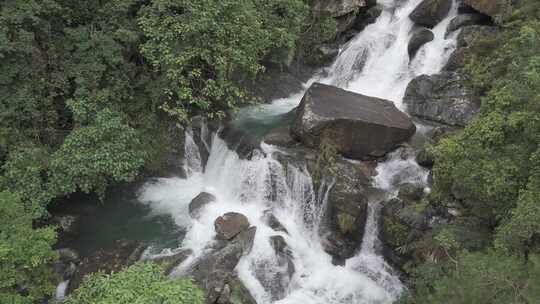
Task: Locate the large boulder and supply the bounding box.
[463,0,511,23]
[321,159,374,264]
[408,28,434,59]
[189,192,216,218]
[291,83,416,159]
[215,212,251,240]
[409,0,452,28]
[445,13,491,37]
[403,72,479,126]
[188,227,257,304]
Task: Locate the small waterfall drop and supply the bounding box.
[139,0,459,303]
[55,280,69,301]
[183,128,203,176]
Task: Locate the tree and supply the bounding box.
[0,191,57,304]
[411,252,540,304]
[138,0,307,122]
[64,262,204,304]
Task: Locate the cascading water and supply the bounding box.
[138,0,459,303]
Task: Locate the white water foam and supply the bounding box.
[138,0,458,303]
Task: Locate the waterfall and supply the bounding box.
[55,280,69,301]
[138,0,459,303]
[183,128,203,176]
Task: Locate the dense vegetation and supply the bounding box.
[0,0,314,301]
[64,262,204,304]
[403,1,540,302]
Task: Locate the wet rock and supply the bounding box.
[425,125,454,142]
[381,193,451,269]
[409,0,452,28]
[336,12,359,36]
[188,227,256,304]
[398,183,425,203]
[443,47,468,71]
[219,126,261,160]
[315,44,341,65]
[404,71,479,126]
[246,68,305,104]
[322,233,357,265]
[262,126,295,148]
[445,13,491,37]
[262,211,288,234]
[57,248,80,263]
[396,144,415,160]
[353,4,383,32]
[416,147,435,167]
[189,192,217,218]
[52,215,79,241]
[408,28,434,59]
[291,83,416,159]
[67,240,146,294]
[269,235,288,254]
[218,278,257,304]
[312,0,368,18]
[162,120,186,176]
[52,248,80,282]
[215,212,251,240]
[323,159,373,262]
[151,249,192,275]
[463,0,511,23]
[457,25,499,48]
[252,235,295,301]
[458,2,478,14]
[444,25,498,71]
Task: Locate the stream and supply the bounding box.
[62,0,460,302]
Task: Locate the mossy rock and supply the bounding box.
[229,278,257,304]
[382,216,410,250]
[337,212,357,234]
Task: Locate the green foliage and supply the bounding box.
[64,262,204,304]
[312,138,338,186]
[298,14,337,65]
[405,1,540,302]
[0,191,57,303]
[139,0,308,122]
[48,108,145,198]
[432,0,540,253]
[410,252,540,304]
